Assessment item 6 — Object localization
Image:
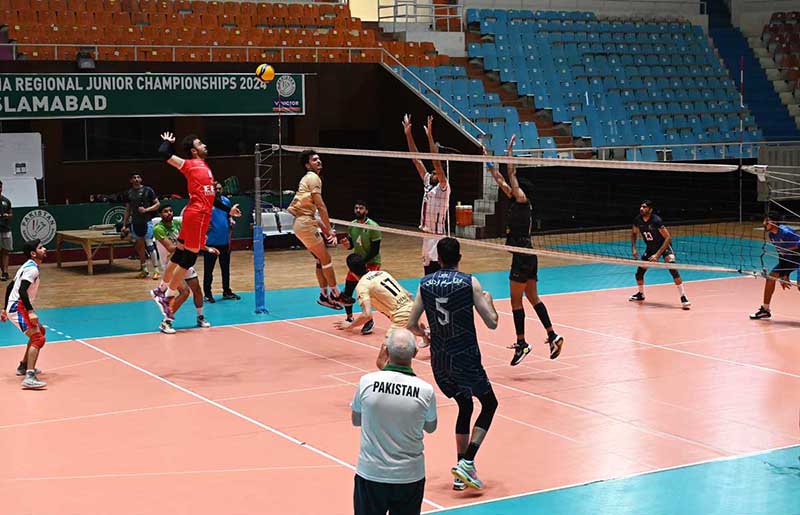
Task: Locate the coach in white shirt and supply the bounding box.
[351,328,437,515]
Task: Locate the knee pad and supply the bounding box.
[635,267,646,281]
[454,393,474,434]
[29,332,45,349]
[669,269,681,279]
[475,389,498,431]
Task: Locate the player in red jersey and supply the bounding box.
[151,132,241,319]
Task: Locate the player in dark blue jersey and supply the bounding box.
[629,200,691,309]
[486,135,563,366]
[407,237,499,491]
[750,216,800,320]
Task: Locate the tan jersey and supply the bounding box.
[289,171,322,217]
[355,270,413,327]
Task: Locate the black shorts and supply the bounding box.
[642,246,675,262]
[431,347,491,399]
[354,475,425,515]
[508,238,538,283]
[772,256,799,279]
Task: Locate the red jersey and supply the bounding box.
[179,158,215,213]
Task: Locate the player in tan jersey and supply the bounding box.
[287,149,353,309]
[335,254,427,369]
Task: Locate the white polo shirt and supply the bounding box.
[352,365,437,484]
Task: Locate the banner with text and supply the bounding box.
[0,73,304,119]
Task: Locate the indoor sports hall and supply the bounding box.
[1,1,800,514]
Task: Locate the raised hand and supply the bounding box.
[402,114,412,135]
[229,204,242,217]
[423,115,434,137]
[160,131,176,143]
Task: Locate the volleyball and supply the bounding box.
[255,63,275,83]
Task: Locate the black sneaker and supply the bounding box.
[680,295,691,310]
[361,319,374,335]
[629,292,645,302]
[1,272,8,281]
[317,294,343,310]
[548,334,564,360]
[222,290,241,300]
[510,341,531,366]
[749,306,771,320]
[333,293,356,307]
[204,295,216,304]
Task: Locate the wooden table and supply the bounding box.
[55,230,132,275]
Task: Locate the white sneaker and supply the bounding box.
[197,316,211,328]
[451,459,483,489]
[159,320,176,334]
[21,373,46,390]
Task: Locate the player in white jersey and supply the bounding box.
[403,114,451,275]
[1,239,48,389]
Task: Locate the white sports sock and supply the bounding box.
[166,288,178,298]
[196,306,203,316]
[677,283,685,296]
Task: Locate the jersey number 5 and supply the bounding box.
[434,297,450,326]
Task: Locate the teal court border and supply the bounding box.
[1,260,797,515]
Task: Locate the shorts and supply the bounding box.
[430,347,491,399]
[386,305,412,336]
[184,266,198,281]
[354,475,425,515]
[294,216,322,249]
[422,236,442,266]
[642,247,676,263]
[130,220,154,242]
[177,209,211,251]
[7,301,35,333]
[508,238,537,283]
[772,256,799,279]
[346,263,381,283]
[0,231,12,251]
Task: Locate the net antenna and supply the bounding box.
[252,87,284,315]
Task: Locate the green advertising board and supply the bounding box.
[5,195,254,252]
[0,73,304,119]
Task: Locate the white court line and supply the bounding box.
[0,383,350,431]
[282,320,724,452]
[0,275,750,350]
[11,464,342,482]
[72,337,445,510]
[422,441,800,514]
[44,357,111,372]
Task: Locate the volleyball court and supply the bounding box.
[2,148,800,515]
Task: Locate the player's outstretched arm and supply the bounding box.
[335,298,373,331]
[631,225,639,258]
[506,135,527,203]
[472,277,498,329]
[311,192,333,236]
[484,142,512,199]
[403,114,427,181]
[424,116,447,190]
[406,288,427,337]
[158,132,185,170]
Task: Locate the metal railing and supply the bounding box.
[511,139,796,161]
[378,0,463,33]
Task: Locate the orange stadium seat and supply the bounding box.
[1,8,22,24]
[252,48,280,62]
[102,0,121,12]
[20,45,55,59]
[189,0,206,14]
[76,11,94,25]
[111,11,131,25]
[272,3,288,19]
[351,48,382,63]
[206,0,221,15]
[287,3,301,18]
[9,0,30,9]
[99,46,134,60]
[65,0,84,10]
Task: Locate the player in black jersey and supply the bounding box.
[630,200,691,309]
[486,135,563,366]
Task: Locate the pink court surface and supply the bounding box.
[1,276,800,514]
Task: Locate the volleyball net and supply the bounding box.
[253,144,796,312]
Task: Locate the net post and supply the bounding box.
[253,145,267,314]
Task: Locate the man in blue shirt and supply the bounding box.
[750,216,800,320]
[203,182,240,303]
